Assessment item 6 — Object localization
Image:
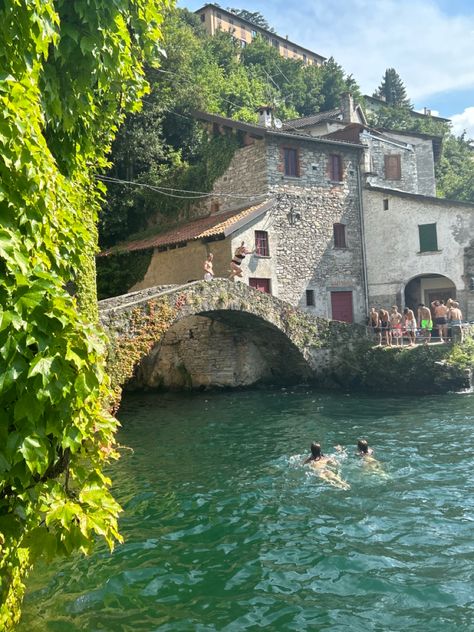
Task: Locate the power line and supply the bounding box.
[97,174,266,201]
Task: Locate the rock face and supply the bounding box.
[99,280,474,394]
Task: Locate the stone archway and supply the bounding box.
[404,273,456,313]
[129,310,314,390]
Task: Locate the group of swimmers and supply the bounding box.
[203,241,253,282]
[369,299,464,347]
[303,439,381,489]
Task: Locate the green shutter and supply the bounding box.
[418,223,438,252]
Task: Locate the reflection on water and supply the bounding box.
[19,389,474,631]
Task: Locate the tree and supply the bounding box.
[373,68,412,108]
[0,0,170,627]
[227,8,276,32]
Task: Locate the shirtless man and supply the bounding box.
[357,439,373,456]
[431,300,449,342]
[369,307,381,346]
[448,301,464,343]
[304,442,350,490]
[402,307,417,346]
[417,303,432,344]
[203,253,214,281]
[389,305,403,347]
[379,308,391,346]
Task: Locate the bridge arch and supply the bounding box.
[99,279,367,394]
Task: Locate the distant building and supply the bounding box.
[363,95,451,124]
[195,3,325,66]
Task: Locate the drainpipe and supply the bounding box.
[357,163,370,318]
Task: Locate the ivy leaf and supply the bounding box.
[19,435,50,476]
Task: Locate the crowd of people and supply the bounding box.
[368,299,464,346]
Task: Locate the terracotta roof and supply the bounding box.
[283,109,342,129]
[100,199,275,255]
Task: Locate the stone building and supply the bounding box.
[102,96,474,323]
[195,3,325,66]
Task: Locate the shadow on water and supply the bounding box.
[19,387,474,632]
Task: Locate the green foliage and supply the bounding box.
[373,68,411,108]
[0,0,170,626]
[97,251,153,300]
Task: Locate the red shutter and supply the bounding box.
[329,154,342,181]
[331,291,353,323]
[255,231,269,256]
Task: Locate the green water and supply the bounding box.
[19,388,474,631]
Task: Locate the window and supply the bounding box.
[217,12,222,18]
[240,39,247,48]
[211,200,220,213]
[306,289,315,306]
[383,198,389,211]
[249,278,271,294]
[284,147,299,177]
[329,154,343,181]
[272,38,279,48]
[255,231,269,256]
[384,154,401,180]
[200,13,205,22]
[333,223,347,248]
[303,54,307,64]
[419,223,438,252]
[251,29,257,37]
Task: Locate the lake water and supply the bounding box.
[19,388,474,631]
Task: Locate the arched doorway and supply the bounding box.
[404,274,456,312]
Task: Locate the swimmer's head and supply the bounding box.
[357,439,369,454]
[310,442,321,458]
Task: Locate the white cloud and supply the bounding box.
[263,0,474,103]
[451,107,474,139]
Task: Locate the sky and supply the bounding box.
[179,0,474,138]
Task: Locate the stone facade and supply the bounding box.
[364,187,474,318]
[209,140,268,213]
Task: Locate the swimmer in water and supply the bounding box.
[356,439,386,476]
[304,442,350,490]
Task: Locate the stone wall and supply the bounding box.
[364,135,419,194]
[264,137,367,322]
[209,139,268,213]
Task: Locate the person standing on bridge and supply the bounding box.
[203,253,214,282]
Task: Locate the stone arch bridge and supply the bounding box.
[99,280,369,391]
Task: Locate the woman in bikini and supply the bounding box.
[229,241,253,279]
[304,442,350,490]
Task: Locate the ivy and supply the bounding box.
[0,0,170,627]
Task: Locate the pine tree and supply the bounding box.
[374,68,411,108]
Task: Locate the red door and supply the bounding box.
[249,278,271,294]
[331,291,353,323]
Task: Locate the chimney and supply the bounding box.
[257,105,273,128]
[340,92,356,123]
[424,107,432,116]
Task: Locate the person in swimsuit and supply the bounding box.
[203,253,214,281]
[304,442,350,490]
[448,301,464,343]
[379,308,391,346]
[431,300,449,342]
[229,241,253,280]
[417,303,432,344]
[369,307,381,346]
[357,439,386,475]
[402,307,417,346]
[389,305,403,346]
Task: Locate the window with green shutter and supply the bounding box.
[418,223,438,252]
